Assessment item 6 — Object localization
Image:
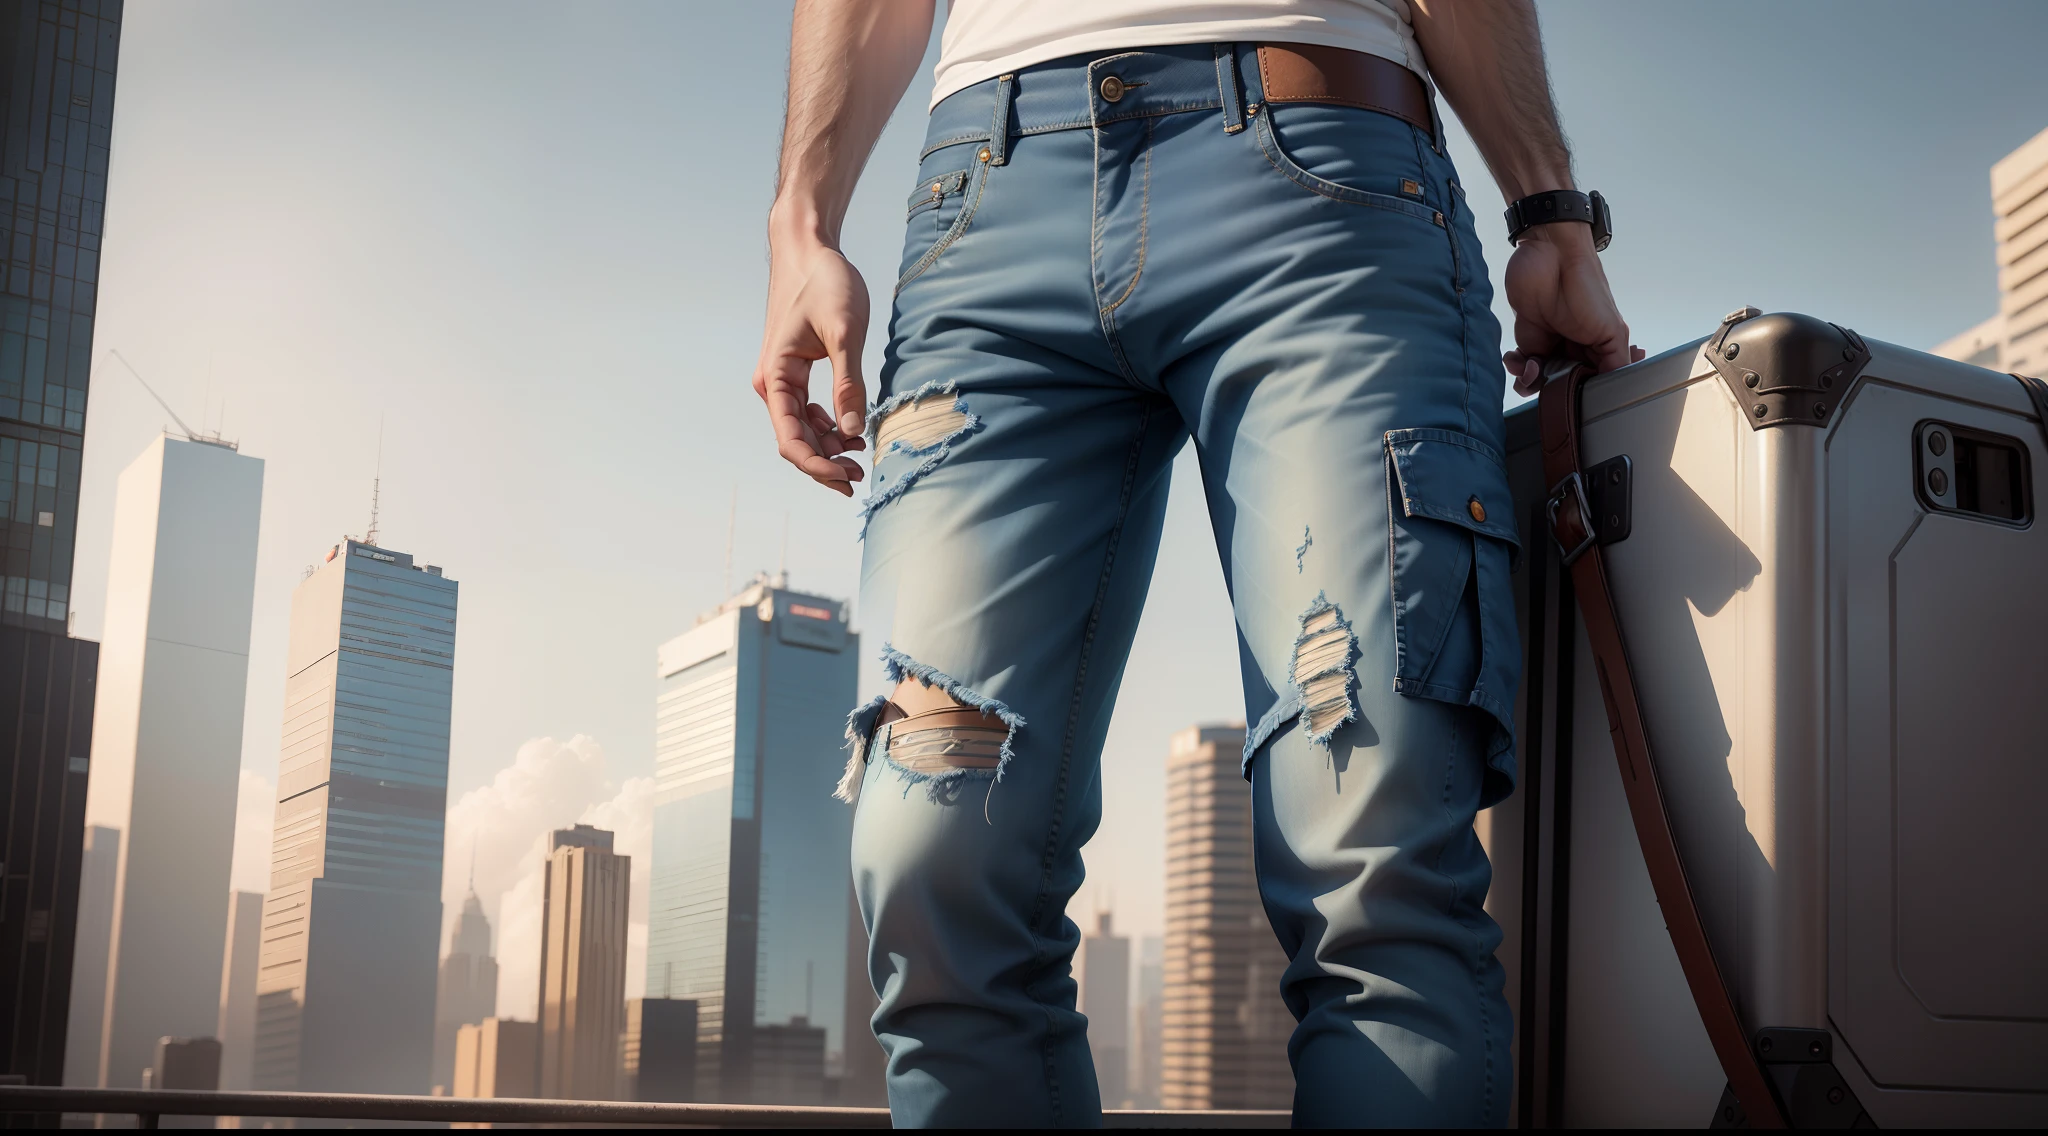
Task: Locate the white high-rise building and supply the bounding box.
[1934,124,2048,373]
[79,435,263,1089]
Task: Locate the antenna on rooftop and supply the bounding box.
[364,416,384,546]
[108,348,200,441]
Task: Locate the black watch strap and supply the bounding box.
[1505,189,1611,251]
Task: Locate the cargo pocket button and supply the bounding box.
[1468,497,1487,523]
[1100,75,1126,102]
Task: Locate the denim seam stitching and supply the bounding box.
[1252,110,1447,224]
[1028,404,1150,1123]
[1431,710,1497,1121]
[895,157,992,292]
[1089,114,1145,387]
[1099,116,1153,315]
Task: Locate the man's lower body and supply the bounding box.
[845,43,1522,1128]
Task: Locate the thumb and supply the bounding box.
[828,329,868,439]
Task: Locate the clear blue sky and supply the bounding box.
[69,0,2048,945]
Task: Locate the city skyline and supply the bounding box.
[62,0,2040,963]
[4,0,2043,1109]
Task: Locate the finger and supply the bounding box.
[1631,345,1647,364]
[828,335,868,439]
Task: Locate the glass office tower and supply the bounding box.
[253,539,457,1093]
[647,575,858,1103]
[0,0,118,1092]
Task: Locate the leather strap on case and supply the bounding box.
[1538,361,1789,1129]
[1255,43,1432,135]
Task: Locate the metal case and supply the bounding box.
[1488,314,2048,1127]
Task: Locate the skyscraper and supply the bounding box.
[1130,934,1165,1110]
[1933,123,2048,373]
[216,889,262,1091]
[1077,910,1131,1108]
[1161,724,1293,1111]
[452,1017,537,1100]
[432,888,498,1093]
[253,538,457,1094]
[0,0,120,1090]
[537,823,629,1101]
[82,434,263,1089]
[646,575,859,1104]
[621,997,697,1102]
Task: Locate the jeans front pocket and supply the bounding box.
[1254,101,1444,226]
[1383,427,1523,806]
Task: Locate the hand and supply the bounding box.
[752,237,870,496]
[1500,223,1644,396]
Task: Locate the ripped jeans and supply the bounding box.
[845,44,1519,1128]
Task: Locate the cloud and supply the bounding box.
[231,769,276,896]
[441,735,652,1020]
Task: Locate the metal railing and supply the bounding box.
[0,1085,1291,1128]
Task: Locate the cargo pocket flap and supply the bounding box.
[1384,428,1522,555]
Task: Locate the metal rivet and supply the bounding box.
[932,182,942,192]
[1744,371,1759,388]
[978,148,992,163]
[1608,513,1621,528]
[1928,468,1948,495]
[1814,403,1827,418]
[1754,404,1768,418]
[1099,75,1126,102]
[1820,374,1833,389]
[1433,211,1445,226]
[1724,341,1740,359]
[1843,346,1855,360]
[1609,467,1622,484]
[1468,497,1487,523]
[1760,1037,1775,1053]
[1810,1041,1825,1056]
[1929,431,1947,456]
[1827,1087,1845,1106]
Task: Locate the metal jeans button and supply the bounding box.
[1099,75,1126,102]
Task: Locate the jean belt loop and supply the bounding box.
[1215,42,1245,134]
[987,73,1015,166]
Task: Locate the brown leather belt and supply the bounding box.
[1255,43,1433,135]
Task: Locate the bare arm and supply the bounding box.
[753,0,934,495]
[1410,1,1641,387]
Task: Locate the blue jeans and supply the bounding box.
[845,43,1519,1128]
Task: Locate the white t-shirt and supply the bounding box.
[932,0,1427,108]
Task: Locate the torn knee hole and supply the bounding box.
[875,391,970,454]
[1293,593,1358,744]
[881,681,1003,774]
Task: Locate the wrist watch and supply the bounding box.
[1504,190,1611,251]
